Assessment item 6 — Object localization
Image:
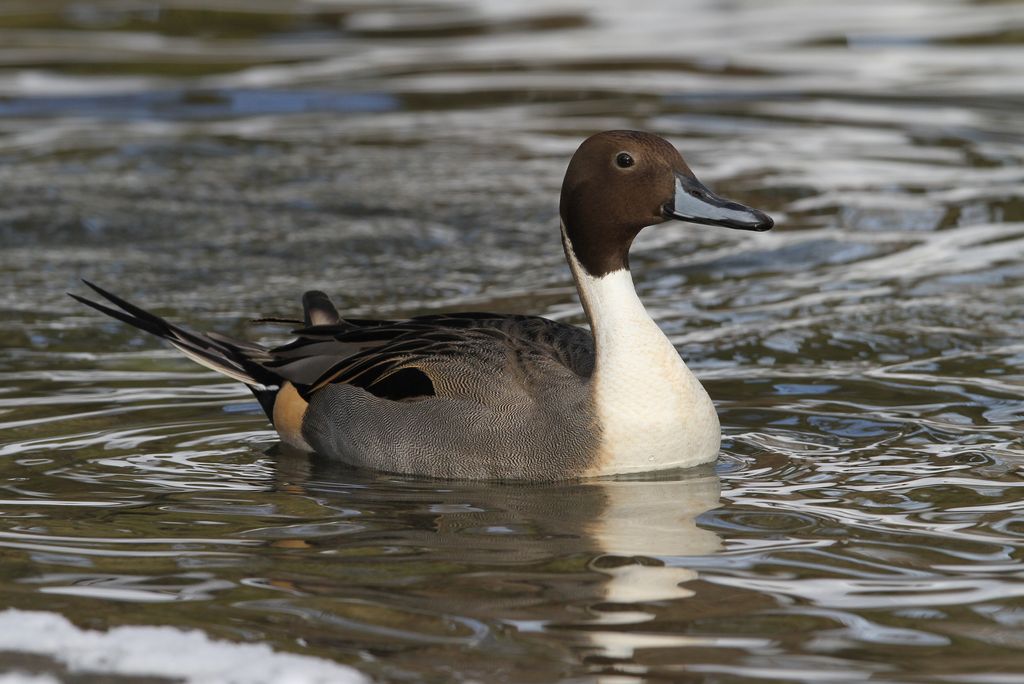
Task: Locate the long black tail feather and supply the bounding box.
[70,280,281,420]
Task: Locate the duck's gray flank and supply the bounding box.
[303,315,600,479]
[72,130,773,481]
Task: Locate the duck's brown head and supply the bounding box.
[559,130,773,277]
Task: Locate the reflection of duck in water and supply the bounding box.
[74,131,772,480]
[268,455,722,674]
[576,476,723,666]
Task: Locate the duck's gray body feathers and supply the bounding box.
[73,281,601,479]
[298,314,600,479]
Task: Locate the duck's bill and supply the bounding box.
[665,174,774,231]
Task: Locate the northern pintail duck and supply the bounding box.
[73,131,772,480]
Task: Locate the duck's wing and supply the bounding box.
[271,312,595,404]
[411,312,595,378]
[70,282,593,418]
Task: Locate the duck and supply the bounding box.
[72,130,773,481]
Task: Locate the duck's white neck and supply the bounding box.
[560,223,720,475]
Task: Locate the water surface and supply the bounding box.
[2,0,1024,681]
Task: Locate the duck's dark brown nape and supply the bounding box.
[559,130,773,278]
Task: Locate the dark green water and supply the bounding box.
[1,0,1023,681]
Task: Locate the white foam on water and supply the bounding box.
[0,609,369,684]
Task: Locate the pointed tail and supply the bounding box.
[70,280,281,418]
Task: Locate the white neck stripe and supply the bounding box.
[561,221,721,475]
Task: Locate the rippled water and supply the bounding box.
[2,0,1024,681]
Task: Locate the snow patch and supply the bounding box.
[0,610,369,684]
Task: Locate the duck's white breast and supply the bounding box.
[575,267,721,475]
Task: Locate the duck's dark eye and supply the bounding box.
[615,152,634,169]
